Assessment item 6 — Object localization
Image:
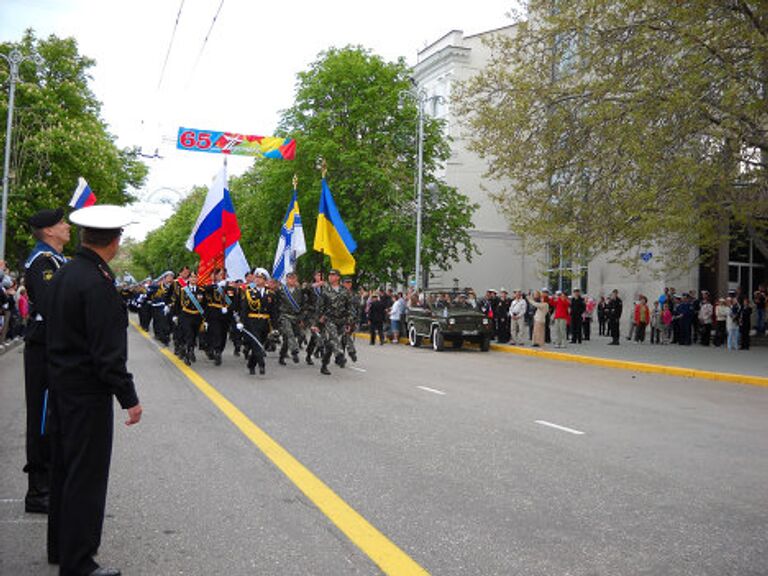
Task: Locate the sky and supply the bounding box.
[1,0,517,240]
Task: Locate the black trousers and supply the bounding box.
[243,320,268,368]
[570,317,583,343]
[207,315,229,354]
[48,391,113,576]
[23,341,51,503]
[151,306,170,343]
[138,304,152,331]
[370,320,384,344]
[608,318,620,343]
[582,318,591,341]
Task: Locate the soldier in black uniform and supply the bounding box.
[606,289,623,345]
[276,271,305,365]
[204,267,232,366]
[148,271,174,345]
[169,266,190,357]
[46,204,142,576]
[237,268,276,375]
[174,270,206,365]
[136,279,152,332]
[227,278,244,356]
[22,208,70,514]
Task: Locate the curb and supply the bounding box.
[489,342,768,388]
[0,338,24,356]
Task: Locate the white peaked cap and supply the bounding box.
[69,205,134,229]
[253,267,270,279]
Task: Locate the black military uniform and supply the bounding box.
[226,282,244,356]
[148,276,173,345]
[46,204,140,576]
[239,277,276,375]
[175,279,207,365]
[204,280,233,365]
[606,291,623,345]
[23,208,68,514]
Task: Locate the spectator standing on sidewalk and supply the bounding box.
[661,302,673,344]
[634,296,650,343]
[714,297,729,347]
[754,288,765,336]
[570,288,586,344]
[739,294,752,350]
[698,292,713,346]
[368,293,386,345]
[606,289,623,345]
[650,300,661,344]
[527,291,549,347]
[508,290,527,345]
[552,290,570,348]
[597,296,607,336]
[389,292,406,343]
[727,296,740,351]
[583,296,595,341]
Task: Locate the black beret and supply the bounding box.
[28,208,64,229]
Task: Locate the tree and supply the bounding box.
[455,1,768,274]
[0,31,147,268]
[238,46,477,286]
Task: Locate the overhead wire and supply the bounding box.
[186,0,226,87]
[157,0,186,89]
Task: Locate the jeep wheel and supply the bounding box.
[480,336,491,352]
[432,327,445,351]
[408,324,422,348]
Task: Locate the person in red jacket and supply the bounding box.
[634,295,650,343]
[552,290,570,348]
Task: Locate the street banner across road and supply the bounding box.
[176,127,296,159]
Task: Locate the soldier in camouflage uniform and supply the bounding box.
[275,271,305,365]
[313,269,356,375]
[341,277,358,362]
[303,271,325,365]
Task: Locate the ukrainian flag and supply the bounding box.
[313,179,357,274]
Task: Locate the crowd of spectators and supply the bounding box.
[0,260,28,349]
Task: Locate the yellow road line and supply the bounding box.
[132,321,429,575]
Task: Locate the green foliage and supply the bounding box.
[455,0,768,273]
[1,31,148,268]
[239,46,477,286]
[132,46,477,284]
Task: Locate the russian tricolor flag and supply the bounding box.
[69,177,97,208]
[185,165,250,281]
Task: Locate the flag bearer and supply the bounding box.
[204,267,232,366]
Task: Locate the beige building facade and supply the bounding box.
[412,27,698,307]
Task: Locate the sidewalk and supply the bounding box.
[491,332,768,386]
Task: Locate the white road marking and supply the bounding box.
[0,499,22,503]
[535,420,585,435]
[417,386,446,396]
[349,366,367,373]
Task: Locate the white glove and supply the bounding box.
[163,305,170,315]
[236,322,244,332]
[172,316,178,325]
[218,280,227,287]
[221,306,228,315]
[202,322,208,331]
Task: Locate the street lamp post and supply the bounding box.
[400,87,443,292]
[1,49,41,261]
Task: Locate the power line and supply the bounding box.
[187,0,225,86]
[157,0,186,89]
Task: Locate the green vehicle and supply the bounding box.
[406,289,493,351]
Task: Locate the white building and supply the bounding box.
[412,27,699,305]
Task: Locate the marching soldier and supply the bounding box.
[204,267,232,366]
[169,266,190,357]
[237,268,276,375]
[276,271,305,365]
[227,278,244,357]
[136,279,152,332]
[303,270,325,365]
[174,270,206,365]
[149,271,174,345]
[313,269,355,375]
[341,276,358,362]
[22,207,70,514]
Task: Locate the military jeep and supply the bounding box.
[406,289,493,351]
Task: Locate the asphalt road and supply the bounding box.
[1,325,767,575]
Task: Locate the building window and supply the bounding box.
[547,244,588,294]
